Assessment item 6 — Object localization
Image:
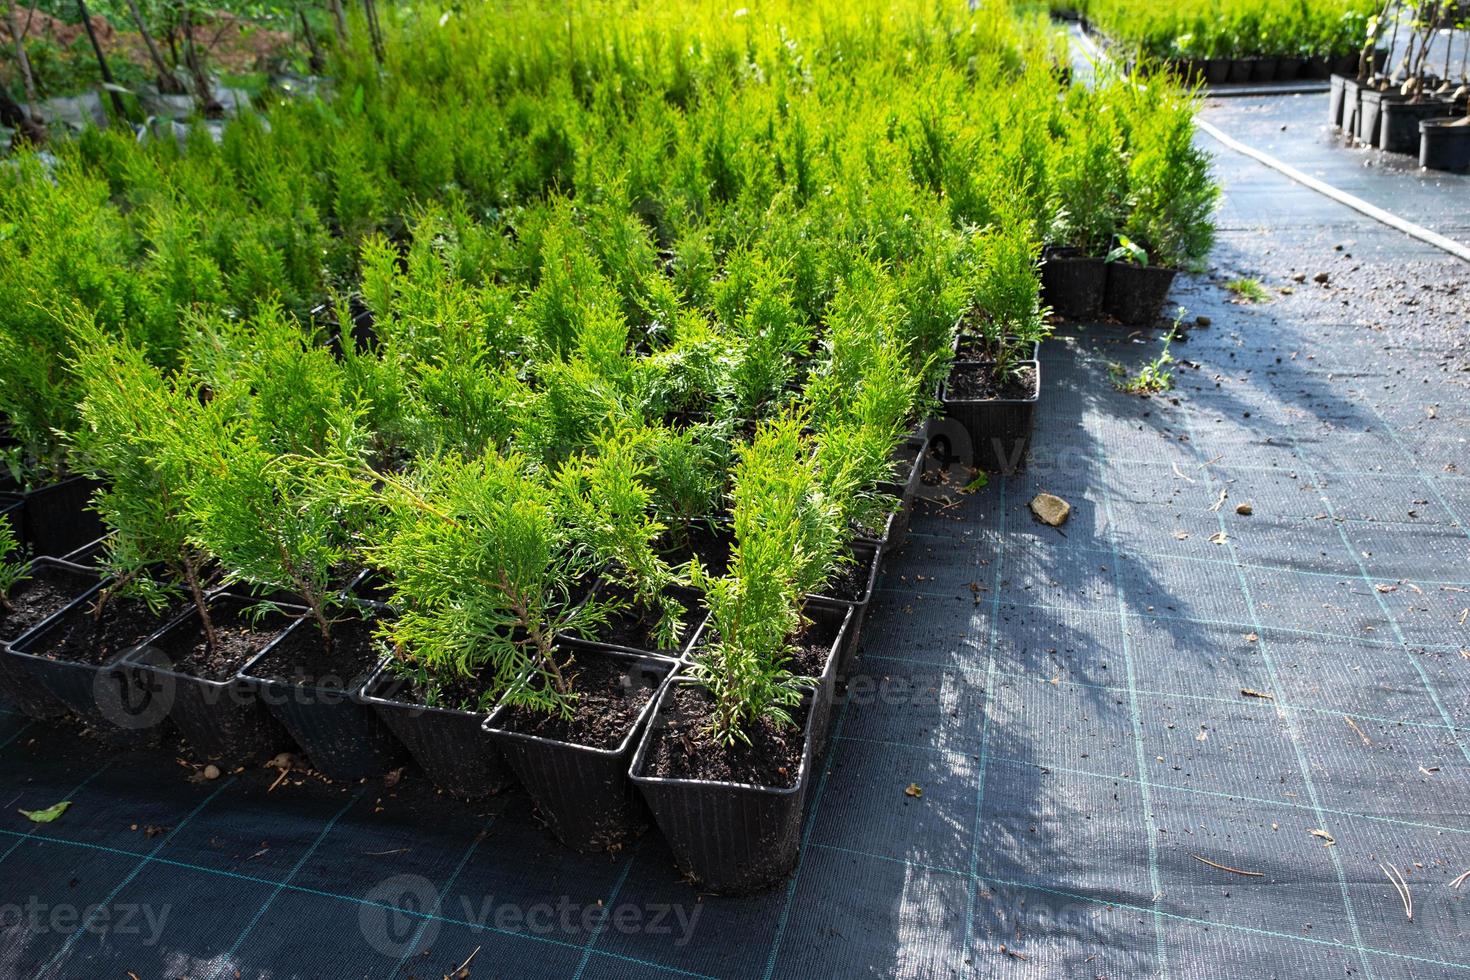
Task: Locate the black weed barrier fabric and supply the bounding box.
[3,124,1470,979]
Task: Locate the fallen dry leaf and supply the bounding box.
[1308,828,1336,846]
[1241,688,1274,700]
[1209,531,1229,545]
[904,783,923,799]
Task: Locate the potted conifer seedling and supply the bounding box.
[6,325,215,738]
[631,417,852,894]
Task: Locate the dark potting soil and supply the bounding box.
[588,583,705,654]
[155,602,293,683]
[661,523,734,579]
[383,662,496,714]
[945,363,1038,402]
[247,615,382,689]
[26,594,183,666]
[0,567,93,644]
[497,653,659,750]
[643,684,807,789]
[817,550,874,603]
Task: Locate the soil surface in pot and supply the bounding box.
[0,567,92,644]
[851,497,899,540]
[27,594,183,666]
[587,583,704,654]
[248,615,381,687]
[946,363,1038,401]
[644,684,806,788]
[156,603,294,682]
[380,661,495,714]
[661,523,734,578]
[818,550,874,603]
[497,652,658,750]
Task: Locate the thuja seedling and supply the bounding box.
[0,518,28,611]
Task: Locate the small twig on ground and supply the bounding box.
[446,945,481,979]
[1198,454,1224,468]
[268,767,290,793]
[364,848,411,857]
[1344,716,1372,746]
[1450,868,1470,890]
[1209,488,1227,512]
[1379,861,1413,921]
[1171,462,1196,483]
[1192,854,1265,877]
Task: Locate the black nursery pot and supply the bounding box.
[118,594,295,768]
[937,361,1041,475]
[628,684,819,895]
[1248,57,1278,83]
[1227,59,1253,84]
[360,661,515,800]
[238,611,407,781]
[1420,118,1470,172]
[1204,58,1230,85]
[1103,262,1178,326]
[1357,88,1402,147]
[10,477,105,560]
[1040,250,1107,320]
[5,577,178,740]
[0,557,101,720]
[483,646,676,852]
[1329,74,1357,128]
[1381,99,1457,154]
[808,541,881,679]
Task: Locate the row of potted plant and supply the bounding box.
[1328,2,1470,172]
[1074,0,1383,67]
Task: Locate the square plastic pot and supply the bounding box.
[9,477,105,559]
[238,612,407,782]
[118,594,295,767]
[360,660,515,800]
[0,557,101,720]
[557,582,707,663]
[5,577,175,739]
[1039,250,1107,320]
[937,361,1041,475]
[808,540,881,680]
[628,683,819,895]
[1330,74,1358,128]
[483,646,677,852]
[1103,263,1178,326]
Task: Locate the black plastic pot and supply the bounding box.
[629,683,818,895]
[1249,57,1278,83]
[1379,100,1455,154]
[238,612,406,781]
[1329,74,1356,128]
[119,594,294,767]
[937,361,1041,475]
[1205,58,1230,84]
[5,577,175,739]
[1227,59,1252,84]
[0,558,101,720]
[360,660,515,800]
[10,477,105,560]
[1104,262,1178,326]
[483,646,676,852]
[1357,88,1402,147]
[1276,57,1302,81]
[1039,250,1107,320]
[1420,118,1470,172]
[809,541,880,681]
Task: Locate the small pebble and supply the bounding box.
[1235,503,1253,516]
[203,764,221,781]
[1195,315,1211,327]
